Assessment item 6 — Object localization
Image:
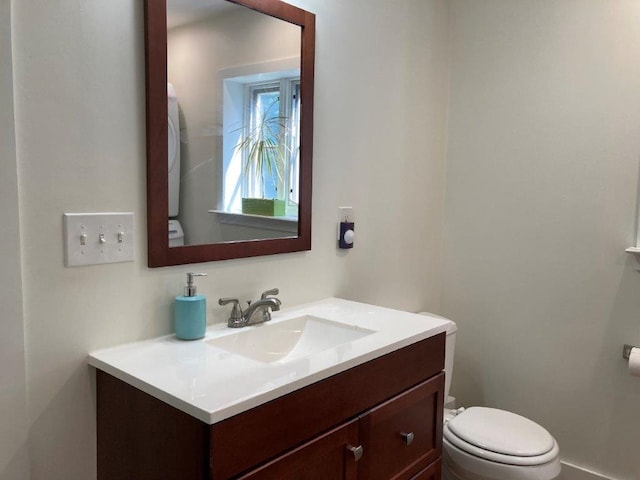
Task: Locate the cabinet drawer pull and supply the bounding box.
[346,444,364,461]
[400,431,415,445]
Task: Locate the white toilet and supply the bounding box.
[441,321,561,480]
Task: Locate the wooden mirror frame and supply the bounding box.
[144,0,315,267]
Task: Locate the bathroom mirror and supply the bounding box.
[145,0,315,267]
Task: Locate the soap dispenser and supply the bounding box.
[175,272,207,340]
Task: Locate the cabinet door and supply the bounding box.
[237,419,360,480]
[409,459,441,480]
[358,373,444,480]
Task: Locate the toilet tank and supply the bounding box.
[444,320,457,402]
[418,313,457,402]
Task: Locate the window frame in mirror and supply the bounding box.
[144,0,315,267]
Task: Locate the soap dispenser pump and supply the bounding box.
[175,272,207,340]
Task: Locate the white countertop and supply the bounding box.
[88,298,450,424]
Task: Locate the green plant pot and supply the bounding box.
[241,198,287,217]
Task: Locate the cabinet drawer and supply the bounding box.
[237,420,359,480]
[358,373,444,480]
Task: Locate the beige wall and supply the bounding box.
[7,0,450,478]
[442,1,640,479]
[0,0,29,478]
[15,0,640,478]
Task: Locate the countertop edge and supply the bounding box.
[88,298,451,425]
[89,325,448,424]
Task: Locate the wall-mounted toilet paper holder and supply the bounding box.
[623,344,638,359]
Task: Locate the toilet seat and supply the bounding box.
[444,407,559,466]
[443,437,561,480]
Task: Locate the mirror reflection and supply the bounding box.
[166,0,301,247]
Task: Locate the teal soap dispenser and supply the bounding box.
[175,272,207,340]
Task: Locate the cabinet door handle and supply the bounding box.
[400,431,415,445]
[346,444,364,462]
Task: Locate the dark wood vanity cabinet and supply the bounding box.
[96,333,445,480]
[236,375,444,480]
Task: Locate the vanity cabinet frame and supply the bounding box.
[96,333,445,479]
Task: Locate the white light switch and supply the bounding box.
[338,206,354,223]
[63,212,134,267]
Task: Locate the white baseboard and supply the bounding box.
[560,461,616,480]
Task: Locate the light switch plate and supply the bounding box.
[338,206,354,223]
[63,212,134,267]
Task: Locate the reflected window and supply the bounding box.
[222,72,300,217]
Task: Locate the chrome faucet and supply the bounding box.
[219,288,282,328]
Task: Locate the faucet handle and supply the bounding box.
[218,298,243,321]
[260,288,280,300]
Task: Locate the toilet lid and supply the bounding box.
[446,407,555,457]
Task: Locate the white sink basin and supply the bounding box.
[207,315,375,363]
